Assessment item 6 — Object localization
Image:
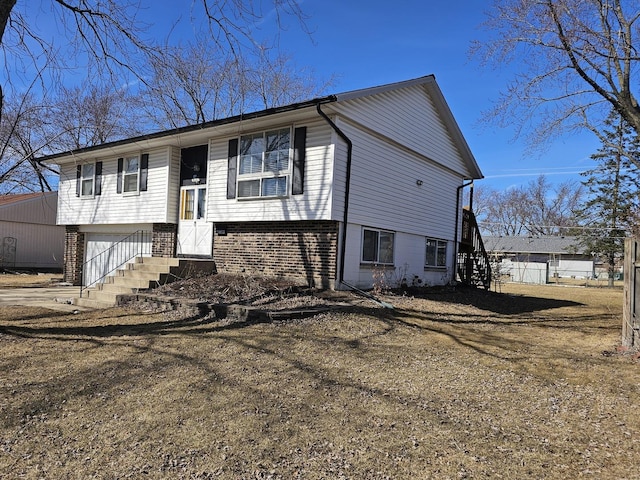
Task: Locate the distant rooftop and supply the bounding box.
[0,191,56,207]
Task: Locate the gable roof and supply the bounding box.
[483,236,585,255]
[37,75,481,178]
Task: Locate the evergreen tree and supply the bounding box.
[578,113,640,287]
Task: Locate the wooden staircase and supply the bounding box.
[75,257,185,309]
[458,208,492,289]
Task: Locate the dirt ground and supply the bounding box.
[0,273,638,479]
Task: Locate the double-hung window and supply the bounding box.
[237,128,291,198]
[117,153,148,195]
[362,228,395,265]
[425,238,448,268]
[76,162,102,198]
[123,156,140,194]
[80,163,95,197]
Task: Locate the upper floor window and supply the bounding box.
[237,128,291,198]
[362,228,395,265]
[425,238,447,268]
[76,162,102,198]
[117,153,149,195]
[123,156,140,193]
[81,163,95,197]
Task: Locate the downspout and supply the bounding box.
[454,180,475,280]
[316,103,352,286]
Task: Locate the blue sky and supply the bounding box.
[234,0,601,192]
[30,0,601,192]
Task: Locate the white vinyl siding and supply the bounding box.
[57,147,175,225]
[166,146,182,223]
[336,119,461,239]
[343,225,456,289]
[207,119,335,222]
[331,84,471,176]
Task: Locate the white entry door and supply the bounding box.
[177,186,213,257]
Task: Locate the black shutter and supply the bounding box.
[116,158,123,193]
[227,138,238,199]
[76,165,81,197]
[292,126,307,195]
[94,162,102,196]
[140,153,149,191]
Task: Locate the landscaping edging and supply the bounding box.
[116,293,337,323]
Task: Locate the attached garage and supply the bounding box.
[83,228,152,286]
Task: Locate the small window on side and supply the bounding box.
[426,238,448,268]
[362,228,395,265]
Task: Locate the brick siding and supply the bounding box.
[63,225,85,285]
[152,223,177,257]
[213,221,338,288]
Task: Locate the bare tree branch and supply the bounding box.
[475,0,640,145]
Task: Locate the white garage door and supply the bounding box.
[84,232,151,286]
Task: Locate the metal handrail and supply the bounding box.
[80,230,152,297]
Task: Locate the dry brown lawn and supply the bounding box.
[0,277,638,479]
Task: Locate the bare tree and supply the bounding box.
[526,176,584,235]
[0,82,145,193]
[474,0,640,160]
[476,175,584,236]
[0,1,312,192]
[141,41,333,129]
[0,93,57,193]
[48,84,144,150]
[141,44,245,129]
[0,1,310,120]
[246,49,333,111]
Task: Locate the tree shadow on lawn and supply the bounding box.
[0,296,620,431]
[0,286,587,342]
[397,286,583,315]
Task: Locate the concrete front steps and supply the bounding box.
[74,257,216,309]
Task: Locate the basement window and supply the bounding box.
[362,228,395,265]
[425,238,447,268]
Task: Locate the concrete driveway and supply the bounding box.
[0,285,90,312]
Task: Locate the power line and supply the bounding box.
[477,220,633,235]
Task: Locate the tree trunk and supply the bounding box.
[608,253,616,288]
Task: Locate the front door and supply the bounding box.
[177,185,213,256]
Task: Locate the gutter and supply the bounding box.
[38,95,339,164]
[316,103,352,286]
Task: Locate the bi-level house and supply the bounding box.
[41,75,487,303]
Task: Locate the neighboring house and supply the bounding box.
[40,75,484,290]
[0,192,64,271]
[484,235,594,284]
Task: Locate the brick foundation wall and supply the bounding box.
[152,223,177,257]
[213,221,338,288]
[63,225,85,285]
